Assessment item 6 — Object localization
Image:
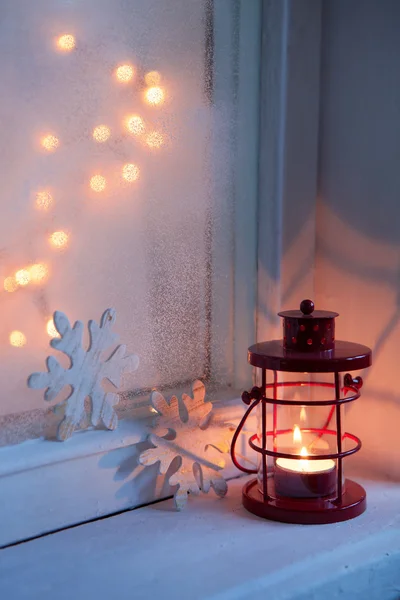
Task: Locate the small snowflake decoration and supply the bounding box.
[139,380,231,510]
[28,308,139,441]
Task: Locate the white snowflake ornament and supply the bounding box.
[28,308,139,441]
[139,380,230,510]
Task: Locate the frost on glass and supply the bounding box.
[0,0,234,440]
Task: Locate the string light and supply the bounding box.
[145,131,164,149]
[145,71,161,86]
[144,86,165,106]
[57,34,76,52]
[15,269,31,287]
[90,174,107,192]
[122,163,140,182]
[30,263,49,284]
[4,277,18,293]
[35,191,53,211]
[116,64,134,83]
[9,331,26,348]
[49,231,69,249]
[46,318,60,338]
[41,135,59,152]
[93,125,111,143]
[126,115,145,136]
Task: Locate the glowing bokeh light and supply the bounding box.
[30,263,49,284]
[116,64,134,82]
[4,277,18,293]
[90,174,107,192]
[41,135,59,152]
[9,331,26,348]
[93,125,111,143]
[46,318,60,338]
[144,86,165,106]
[35,191,53,211]
[15,269,31,287]
[50,231,69,249]
[126,115,145,136]
[145,71,161,86]
[57,34,76,52]
[145,131,164,149]
[122,163,140,182]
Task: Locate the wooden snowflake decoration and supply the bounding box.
[27,308,139,441]
[139,380,231,510]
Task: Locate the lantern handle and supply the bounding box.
[230,395,261,474]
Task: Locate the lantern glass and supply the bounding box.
[256,371,354,499]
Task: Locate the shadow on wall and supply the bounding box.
[315,204,400,482]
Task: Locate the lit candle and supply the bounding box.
[274,426,336,498]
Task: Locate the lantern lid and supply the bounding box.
[278,299,338,320]
[247,339,372,373]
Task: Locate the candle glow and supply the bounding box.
[144,86,165,106]
[35,191,53,211]
[9,331,26,348]
[90,174,107,192]
[50,231,69,249]
[41,135,59,152]
[116,64,134,82]
[57,34,75,52]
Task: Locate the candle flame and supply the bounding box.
[293,424,302,444]
[299,446,309,471]
[300,406,307,422]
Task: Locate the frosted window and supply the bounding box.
[0,0,246,442]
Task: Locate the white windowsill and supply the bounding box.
[0,396,257,547]
[1,475,399,600]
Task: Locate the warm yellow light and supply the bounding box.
[145,131,164,149]
[144,86,165,106]
[126,115,145,136]
[35,191,53,211]
[93,125,111,143]
[41,135,59,152]
[46,318,60,339]
[122,163,140,182]
[145,71,161,86]
[9,331,26,348]
[57,34,76,52]
[299,446,309,471]
[50,231,69,249]
[4,277,18,293]
[116,64,134,83]
[293,424,302,444]
[90,174,107,192]
[300,406,307,422]
[30,263,49,284]
[15,269,31,287]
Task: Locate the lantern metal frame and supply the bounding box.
[231,304,372,525]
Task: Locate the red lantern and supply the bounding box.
[231,299,372,524]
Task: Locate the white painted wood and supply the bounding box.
[27,308,139,441]
[210,1,261,389]
[0,397,256,547]
[1,476,399,600]
[232,0,262,389]
[257,0,321,342]
[139,381,231,510]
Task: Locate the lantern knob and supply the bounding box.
[300,299,315,315]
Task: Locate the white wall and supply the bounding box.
[317,0,400,480]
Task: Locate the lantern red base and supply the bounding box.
[242,478,366,524]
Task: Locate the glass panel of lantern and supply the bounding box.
[259,371,348,500]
